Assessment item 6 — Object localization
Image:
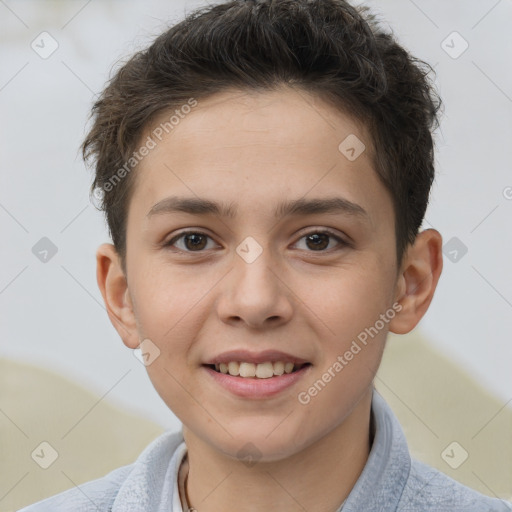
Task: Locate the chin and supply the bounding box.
[205,425,309,464]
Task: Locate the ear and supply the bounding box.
[96,243,139,349]
[389,229,443,334]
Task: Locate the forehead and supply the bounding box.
[128,87,391,230]
[147,87,374,163]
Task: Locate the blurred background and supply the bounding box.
[1,0,511,510]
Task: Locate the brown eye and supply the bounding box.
[294,230,347,252]
[165,231,215,252]
[183,233,207,250]
[305,233,330,251]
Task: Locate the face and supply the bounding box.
[119,87,402,461]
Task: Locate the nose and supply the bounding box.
[216,247,294,330]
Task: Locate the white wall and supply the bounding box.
[1,0,511,429]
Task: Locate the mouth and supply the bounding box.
[203,361,312,379]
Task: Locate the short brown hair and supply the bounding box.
[83,0,442,274]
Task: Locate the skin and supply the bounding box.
[97,86,443,512]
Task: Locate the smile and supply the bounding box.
[208,361,311,379]
[202,363,312,399]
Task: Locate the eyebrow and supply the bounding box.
[147,195,368,220]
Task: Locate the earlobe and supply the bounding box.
[96,243,139,349]
[389,229,443,335]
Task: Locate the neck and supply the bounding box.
[181,387,373,512]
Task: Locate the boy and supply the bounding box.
[20,0,511,510]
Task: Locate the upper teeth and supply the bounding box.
[215,361,296,378]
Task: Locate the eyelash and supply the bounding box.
[163,229,349,254]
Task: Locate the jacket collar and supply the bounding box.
[341,389,411,511]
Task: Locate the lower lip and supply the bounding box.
[202,365,312,399]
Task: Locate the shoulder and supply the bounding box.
[398,458,512,512]
[18,430,184,512]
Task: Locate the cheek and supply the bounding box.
[131,265,204,338]
[130,270,212,407]
[301,264,394,341]
[145,360,216,441]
